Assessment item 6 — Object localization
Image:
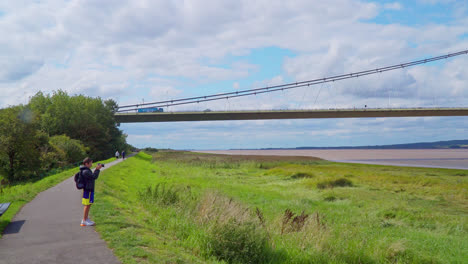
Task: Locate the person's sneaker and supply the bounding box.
[80,219,95,226]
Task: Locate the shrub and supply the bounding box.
[257,163,277,170]
[197,192,273,263]
[290,172,314,179]
[205,220,270,264]
[143,147,159,152]
[317,178,353,189]
[49,135,87,165]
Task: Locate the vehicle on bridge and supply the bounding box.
[137,107,164,113]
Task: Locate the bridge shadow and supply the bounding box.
[2,220,26,235]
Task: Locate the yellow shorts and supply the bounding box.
[82,190,94,205]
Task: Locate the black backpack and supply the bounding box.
[74,171,85,190]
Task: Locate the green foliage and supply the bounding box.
[139,183,181,206]
[49,135,87,165]
[290,172,314,179]
[143,147,159,152]
[135,151,153,162]
[0,90,129,183]
[90,152,467,264]
[138,181,273,263]
[29,90,127,160]
[204,220,270,264]
[0,106,44,182]
[317,178,353,189]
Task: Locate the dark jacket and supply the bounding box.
[79,165,100,191]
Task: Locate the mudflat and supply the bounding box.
[196,149,468,169]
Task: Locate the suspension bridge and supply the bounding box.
[115,50,468,123]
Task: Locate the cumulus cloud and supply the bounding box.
[0,58,44,82]
[0,0,467,148]
[384,2,403,10]
[149,85,181,102]
[1,0,466,107]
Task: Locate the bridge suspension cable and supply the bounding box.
[117,49,468,112]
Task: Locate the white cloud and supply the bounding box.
[0,57,44,82]
[0,0,465,107]
[149,85,181,102]
[0,0,467,148]
[384,2,403,10]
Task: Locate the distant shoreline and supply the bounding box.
[196,149,468,170]
[227,139,468,150]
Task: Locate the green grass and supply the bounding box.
[0,157,117,237]
[88,152,466,263]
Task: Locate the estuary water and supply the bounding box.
[196,149,468,170]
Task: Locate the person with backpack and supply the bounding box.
[115,150,119,159]
[78,157,103,226]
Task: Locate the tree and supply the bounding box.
[28,90,126,160]
[0,90,129,182]
[0,106,45,182]
[49,135,87,166]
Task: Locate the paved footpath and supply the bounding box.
[0,157,131,264]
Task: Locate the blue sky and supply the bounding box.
[0,0,467,149]
[368,0,459,25]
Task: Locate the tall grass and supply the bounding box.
[139,183,273,263]
[197,192,272,263]
[139,183,183,206]
[90,152,467,264]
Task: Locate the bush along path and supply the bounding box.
[0,155,133,264]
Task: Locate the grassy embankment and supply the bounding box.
[92,152,467,264]
[0,157,117,237]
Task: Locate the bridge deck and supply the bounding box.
[114,108,468,123]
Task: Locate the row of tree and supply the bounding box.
[0,91,131,183]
